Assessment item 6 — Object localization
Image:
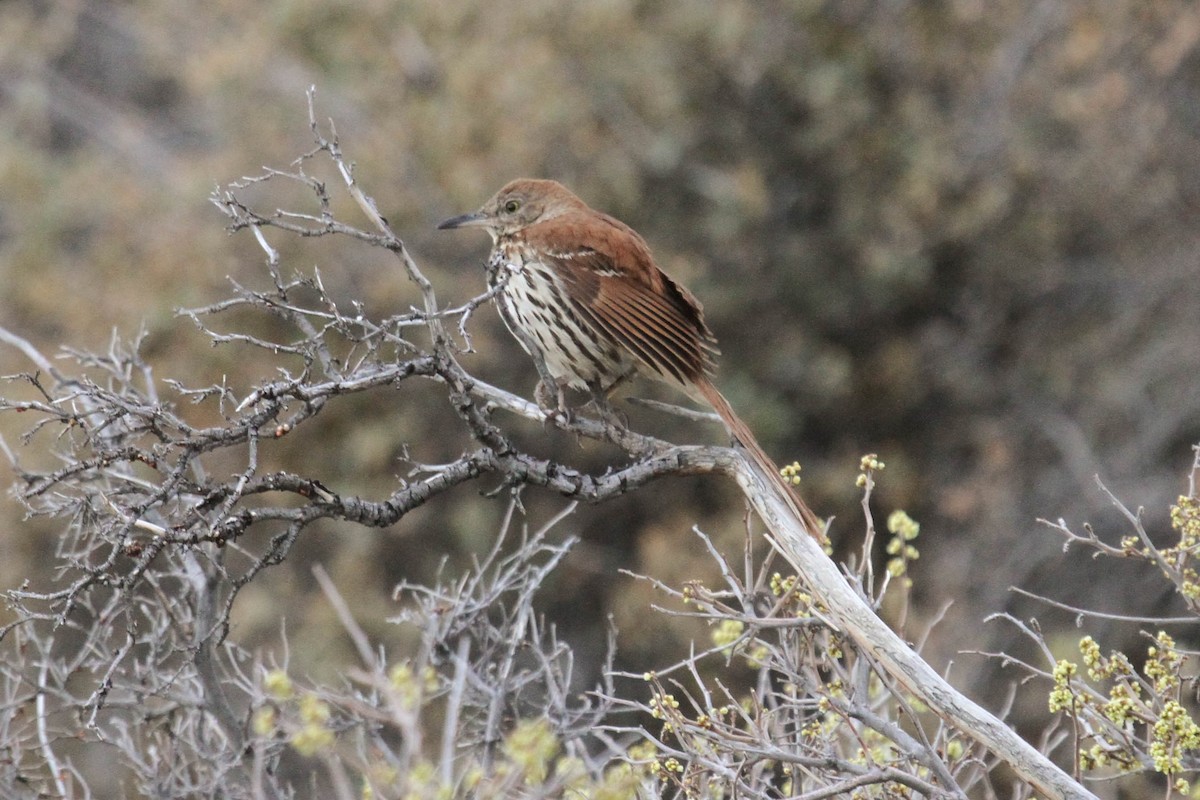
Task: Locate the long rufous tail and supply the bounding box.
[695,377,824,540]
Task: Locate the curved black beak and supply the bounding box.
[437,211,490,230]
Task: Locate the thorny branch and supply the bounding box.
[1,98,741,641]
[0,92,749,797]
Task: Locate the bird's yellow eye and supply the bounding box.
[503,199,521,214]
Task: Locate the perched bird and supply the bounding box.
[439,179,822,538]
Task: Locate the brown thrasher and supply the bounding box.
[439,179,822,538]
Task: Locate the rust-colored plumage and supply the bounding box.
[439,179,822,538]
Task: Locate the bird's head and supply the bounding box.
[437,179,585,240]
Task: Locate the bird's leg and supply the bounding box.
[507,326,569,422]
[534,377,571,423]
[584,379,630,431]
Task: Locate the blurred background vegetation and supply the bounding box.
[2,0,1198,738]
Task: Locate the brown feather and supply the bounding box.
[694,377,825,538]
[528,216,718,387]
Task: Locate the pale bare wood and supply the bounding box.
[731,454,1098,800]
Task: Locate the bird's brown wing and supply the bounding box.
[534,223,719,388]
